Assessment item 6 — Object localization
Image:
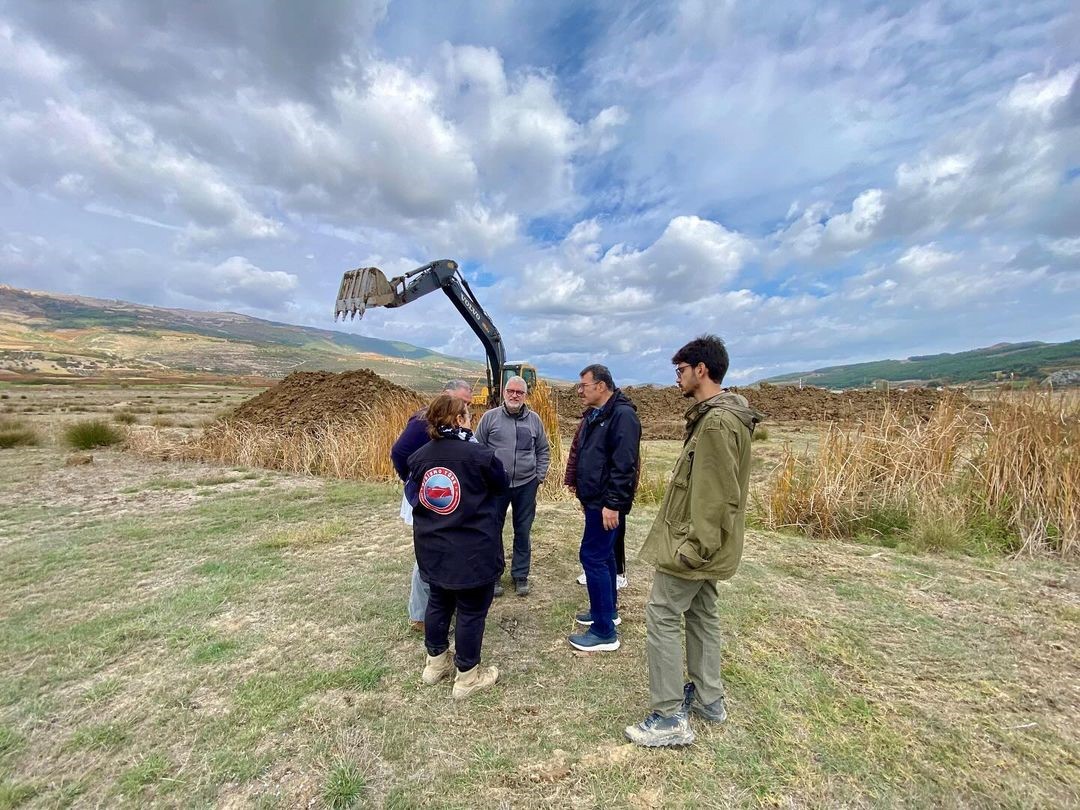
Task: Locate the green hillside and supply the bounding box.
[761,340,1080,389]
[0,285,485,391]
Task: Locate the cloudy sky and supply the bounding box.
[1,1,1077,384]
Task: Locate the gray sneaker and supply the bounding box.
[682,681,728,723]
[493,581,504,597]
[514,578,530,597]
[624,711,695,747]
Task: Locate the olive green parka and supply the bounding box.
[640,392,763,581]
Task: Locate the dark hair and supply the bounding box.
[578,363,614,391]
[426,394,469,439]
[672,335,729,384]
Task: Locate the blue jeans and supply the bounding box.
[579,507,619,638]
[408,563,430,622]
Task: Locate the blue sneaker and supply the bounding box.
[624,710,695,747]
[567,629,620,652]
[682,681,728,723]
[574,611,621,626]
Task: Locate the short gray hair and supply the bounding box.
[505,375,528,392]
[443,379,472,394]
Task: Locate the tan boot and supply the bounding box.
[452,663,499,699]
[421,650,455,685]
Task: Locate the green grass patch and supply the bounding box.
[0,780,38,809]
[63,419,123,450]
[322,760,367,809]
[82,678,123,705]
[117,753,171,796]
[191,638,240,664]
[68,722,130,752]
[0,726,23,764]
[256,519,350,550]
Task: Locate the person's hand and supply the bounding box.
[602,507,619,531]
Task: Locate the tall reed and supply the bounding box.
[761,393,1078,556]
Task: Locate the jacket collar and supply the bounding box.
[683,391,764,437]
[502,402,530,420]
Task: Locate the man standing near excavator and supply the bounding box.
[475,375,550,597]
[625,335,762,747]
[567,364,641,652]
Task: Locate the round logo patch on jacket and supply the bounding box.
[419,467,461,515]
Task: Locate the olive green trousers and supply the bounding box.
[645,569,726,716]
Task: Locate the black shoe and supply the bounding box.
[514,578,530,596]
[683,681,728,723]
[493,581,504,597]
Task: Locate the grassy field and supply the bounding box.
[1,384,1078,808]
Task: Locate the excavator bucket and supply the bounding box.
[334,266,397,320]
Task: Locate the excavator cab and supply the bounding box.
[472,363,540,407]
[503,362,538,392]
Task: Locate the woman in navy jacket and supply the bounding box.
[406,394,509,699]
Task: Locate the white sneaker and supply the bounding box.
[576,572,587,585]
[616,574,628,590]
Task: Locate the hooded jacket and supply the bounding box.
[572,390,641,513]
[640,392,763,581]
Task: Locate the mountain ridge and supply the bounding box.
[760,340,1080,389]
[0,284,485,391]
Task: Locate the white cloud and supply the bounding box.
[0,3,1077,386]
[895,243,957,274]
[171,256,299,309]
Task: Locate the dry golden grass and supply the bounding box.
[762,392,1079,556]
[981,391,1079,556]
[530,380,570,501]
[127,385,580,500]
[128,393,419,482]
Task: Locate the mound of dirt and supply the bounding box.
[555,382,960,439]
[230,369,425,431]
[731,384,951,425]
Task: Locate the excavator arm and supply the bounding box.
[335,259,507,406]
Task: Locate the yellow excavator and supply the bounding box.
[334,259,538,407]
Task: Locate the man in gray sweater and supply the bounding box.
[474,375,551,597]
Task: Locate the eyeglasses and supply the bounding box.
[505,388,527,396]
[575,380,603,392]
[675,364,693,378]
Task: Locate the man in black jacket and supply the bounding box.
[567,364,641,652]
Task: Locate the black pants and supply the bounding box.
[494,477,539,580]
[425,582,495,671]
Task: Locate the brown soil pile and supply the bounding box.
[555,383,960,439]
[731,384,951,424]
[230,369,425,430]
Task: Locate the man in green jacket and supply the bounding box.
[625,335,762,747]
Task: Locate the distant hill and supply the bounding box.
[760,340,1080,389]
[0,285,484,391]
